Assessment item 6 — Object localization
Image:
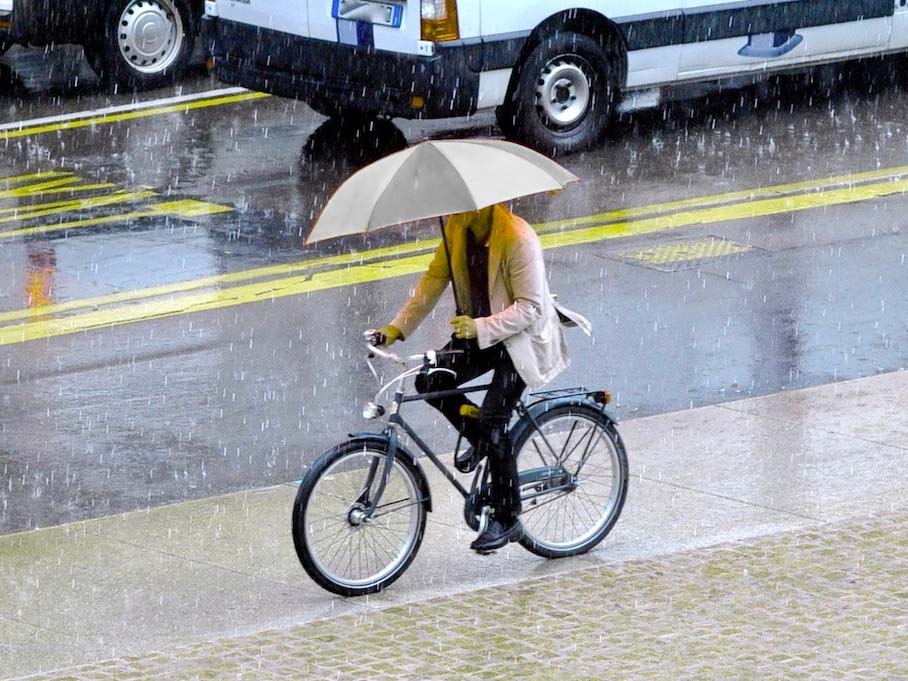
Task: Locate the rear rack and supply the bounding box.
[527,386,591,400]
[526,386,611,407]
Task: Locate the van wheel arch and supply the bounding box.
[498,10,628,154]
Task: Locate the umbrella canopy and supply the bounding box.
[305,138,578,244]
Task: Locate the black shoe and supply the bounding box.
[454,446,484,474]
[470,519,523,553]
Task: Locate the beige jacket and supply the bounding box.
[391,204,587,390]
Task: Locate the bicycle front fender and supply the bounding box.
[346,432,433,513]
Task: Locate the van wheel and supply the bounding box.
[91,0,197,91]
[505,32,618,155]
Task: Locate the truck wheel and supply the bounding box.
[91,0,197,91]
[505,32,618,155]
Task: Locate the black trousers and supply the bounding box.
[414,337,526,523]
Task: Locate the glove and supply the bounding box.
[450,315,477,340]
[376,324,403,347]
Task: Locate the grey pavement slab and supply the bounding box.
[11,507,908,680]
[1,370,906,678]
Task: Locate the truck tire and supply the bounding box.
[504,32,618,155]
[91,0,197,91]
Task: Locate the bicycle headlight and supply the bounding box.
[363,402,386,420]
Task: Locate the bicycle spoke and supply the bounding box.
[514,411,626,552]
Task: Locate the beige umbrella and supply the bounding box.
[305,138,578,244]
[305,137,578,314]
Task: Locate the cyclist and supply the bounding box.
[377,203,585,553]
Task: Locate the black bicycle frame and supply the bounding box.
[364,381,597,520]
[383,383,492,500]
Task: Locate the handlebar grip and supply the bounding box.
[364,328,387,347]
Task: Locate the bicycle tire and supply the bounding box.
[292,439,428,597]
[512,403,628,558]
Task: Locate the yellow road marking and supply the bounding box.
[0,255,432,346]
[0,190,158,224]
[0,91,271,141]
[536,179,908,252]
[0,198,233,240]
[0,175,88,199]
[147,199,235,218]
[0,183,120,206]
[0,242,435,325]
[0,187,126,216]
[0,171,74,187]
[2,176,907,347]
[535,164,908,232]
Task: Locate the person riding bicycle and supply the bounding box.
[377,203,586,553]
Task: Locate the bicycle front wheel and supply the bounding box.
[513,404,628,558]
[292,439,428,597]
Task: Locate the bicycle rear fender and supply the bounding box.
[511,396,617,445]
[346,432,433,513]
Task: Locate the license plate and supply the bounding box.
[331,0,403,28]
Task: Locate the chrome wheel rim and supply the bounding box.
[116,0,183,75]
[304,450,422,589]
[535,55,593,129]
[518,413,621,550]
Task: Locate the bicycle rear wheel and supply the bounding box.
[513,404,628,558]
[292,439,428,597]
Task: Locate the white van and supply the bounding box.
[0,0,204,90]
[203,1,908,153]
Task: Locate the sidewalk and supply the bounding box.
[2,370,907,679]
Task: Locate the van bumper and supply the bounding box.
[203,17,481,119]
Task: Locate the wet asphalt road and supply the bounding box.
[0,46,906,534]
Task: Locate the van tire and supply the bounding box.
[91,0,197,92]
[505,32,617,155]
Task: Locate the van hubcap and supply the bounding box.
[117,0,183,75]
[535,56,592,129]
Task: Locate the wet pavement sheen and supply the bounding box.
[0,50,907,535]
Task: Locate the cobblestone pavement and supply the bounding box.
[15,510,908,680]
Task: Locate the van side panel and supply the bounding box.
[218,0,308,36]
[478,1,681,40]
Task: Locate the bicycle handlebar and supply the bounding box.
[363,329,464,367]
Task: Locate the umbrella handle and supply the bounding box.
[439,216,463,316]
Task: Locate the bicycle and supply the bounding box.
[291,330,629,597]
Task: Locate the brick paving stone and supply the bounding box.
[10,510,908,680]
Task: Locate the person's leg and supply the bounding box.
[414,337,489,445]
[478,346,526,525]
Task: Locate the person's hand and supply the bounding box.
[375,324,403,347]
[450,316,477,340]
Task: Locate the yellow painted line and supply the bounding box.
[536,163,908,232]
[0,190,158,224]
[0,255,432,346]
[0,240,438,325]
[618,237,752,266]
[3,176,907,347]
[148,199,235,218]
[0,171,74,187]
[538,179,908,251]
[0,183,120,206]
[0,198,233,239]
[0,175,87,199]
[0,187,124,216]
[0,91,271,141]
